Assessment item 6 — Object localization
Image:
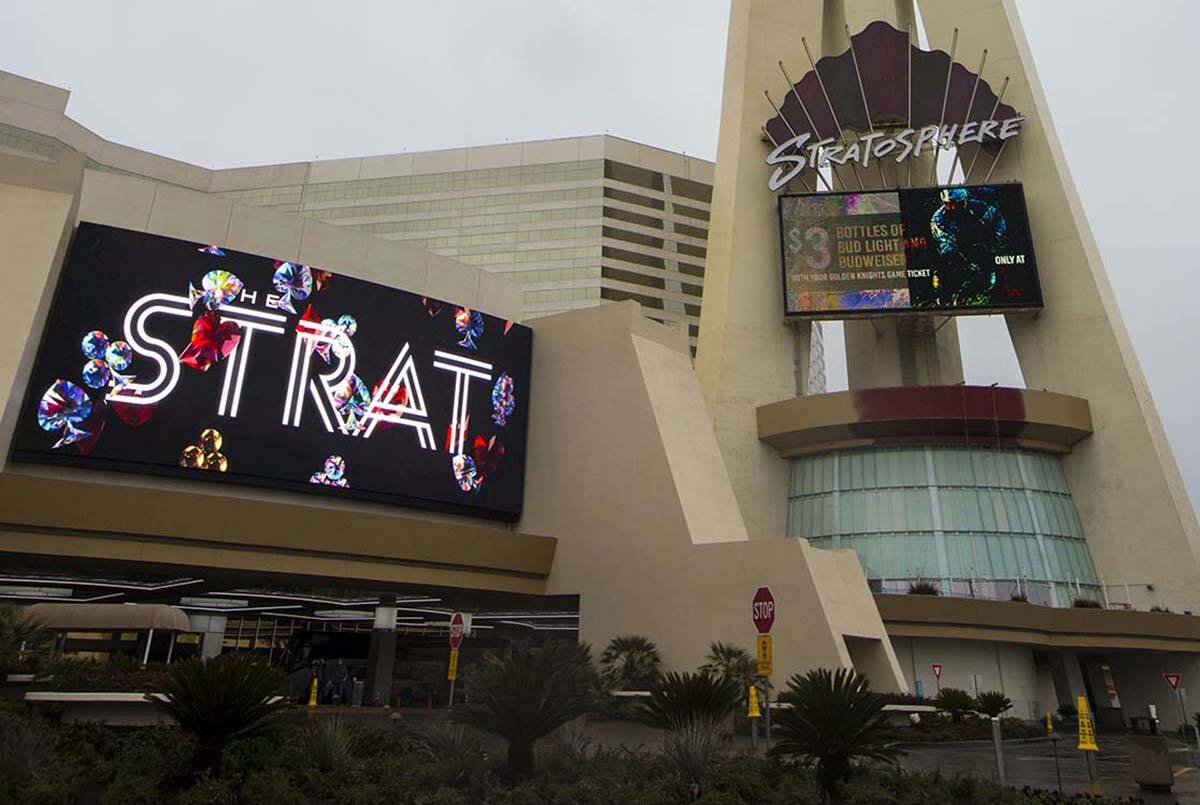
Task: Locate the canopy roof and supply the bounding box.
[25,603,191,632]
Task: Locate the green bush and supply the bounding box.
[417,721,489,790]
[150,655,289,778]
[637,671,741,731]
[907,581,939,596]
[0,603,48,675]
[451,640,597,781]
[241,767,306,805]
[772,667,900,800]
[299,715,358,772]
[175,772,236,805]
[100,773,161,805]
[35,656,171,692]
[0,712,54,787]
[661,721,725,790]
[933,687,975,723]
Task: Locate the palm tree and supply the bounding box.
[698,642,756,690]
[771,667,901,800]
[0,605,47,674]
[600,635,662,690]
[637,670,741,731]
[150,655,289,777]
[450,640,597,781]
[974,691,1012,718]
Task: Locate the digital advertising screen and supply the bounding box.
[11,223,533,521]
[778,183,1041,317]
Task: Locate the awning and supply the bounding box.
[24,603,191,632]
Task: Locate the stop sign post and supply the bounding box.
[750,587,775,750]
[752,587,775,634]
[448,612,465,706]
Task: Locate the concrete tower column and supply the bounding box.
[915,0,1200,611]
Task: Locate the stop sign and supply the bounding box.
[752,587,775,634]
[449,612,465,649]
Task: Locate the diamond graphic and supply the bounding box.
[491,373,515,426]
[179,311,241,371]
[454,308,484,349]
[188,270,243,311]
[81,331,108,360]
[272,261,313,315]
[81,359,112,390]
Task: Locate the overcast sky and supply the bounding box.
[3,1,1198,507]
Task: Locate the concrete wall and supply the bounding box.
[911,0,1200,612]
[892,636,1045,719]
[519,300,905,686]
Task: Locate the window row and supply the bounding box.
[808,531,1098,584]
[789,486,1084,541]
[520,287,601,303]
[297,160,605,202]
[321,205,602,231]
[294,186,605,221]
[790,446,1071,496]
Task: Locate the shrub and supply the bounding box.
[0,713,53,787]
[451,640,596,781]
[299,715,358,772]
[974,690,1013,718]
[1150,605,1172,613]
[175,772,236,805]
[241,767,306,805]
[1009,592,1029,602]
[661,720,724,793]
[637,670,741,731]
[907,581,940,596]
[0,604,48,674]
[1056,702,1077,720]
[100,774,161,805]
[417,721,488,789]
[599,635,662,691]
[772,667,900,800]
[1073,598,1102,609]
[934,687,975,723]
[150,654,289,778]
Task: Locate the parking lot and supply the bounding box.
[899,735,1200,802]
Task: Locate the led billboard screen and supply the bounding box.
[779,183,1041,317]
[11,223,532,521]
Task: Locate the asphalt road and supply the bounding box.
[898,735,1200,803]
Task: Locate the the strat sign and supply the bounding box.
[12,224,532,521]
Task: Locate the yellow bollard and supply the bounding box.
[1046,711,1054,734]
[308,677,318,708]
[1076,696,1104,796]
[1076,696,1098,751]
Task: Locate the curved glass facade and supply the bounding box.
[788,446,1100,605]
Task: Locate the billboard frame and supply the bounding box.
[9,222,533,524]
[775,181,1043,321]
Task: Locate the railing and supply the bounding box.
[871,577,1105,608]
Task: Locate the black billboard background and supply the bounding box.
[11,224,533,521]
[901,184,1042,311]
